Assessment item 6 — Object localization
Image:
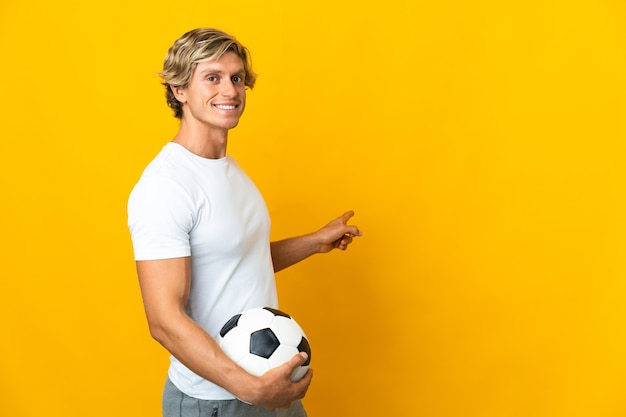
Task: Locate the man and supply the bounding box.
[127,28,361,417]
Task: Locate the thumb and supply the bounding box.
[288,352,308,368]
[281,352,308,375]
[286,352,311,383]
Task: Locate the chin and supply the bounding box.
[224,120,240,129]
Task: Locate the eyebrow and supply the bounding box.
[198,67,245,76]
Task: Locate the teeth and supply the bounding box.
[215,104,236,110]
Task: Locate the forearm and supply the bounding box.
[271,234,320,273]
[149,310,258,401]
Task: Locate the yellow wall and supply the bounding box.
[1,1,625,416]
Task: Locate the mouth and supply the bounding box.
[213,104,239,110]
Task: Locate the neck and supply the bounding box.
[172,119,228,159]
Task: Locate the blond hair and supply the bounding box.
[159,28,257,119]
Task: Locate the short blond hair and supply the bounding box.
[159,28,257,119]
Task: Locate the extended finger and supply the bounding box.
[340,210,355,224]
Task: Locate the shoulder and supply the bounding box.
[139,144,192,182]
[128,145,202,221]
[131,144,201,198]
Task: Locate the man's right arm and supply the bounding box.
[135,257,312,410]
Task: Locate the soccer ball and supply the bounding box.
[219,307,311,382]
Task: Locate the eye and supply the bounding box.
[232,75,244,84]
[207,76,218,82]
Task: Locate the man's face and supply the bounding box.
[176,51,247,133]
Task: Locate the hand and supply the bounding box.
[243,352,313,411]
[270,211,363,272]
[315,211,362,253]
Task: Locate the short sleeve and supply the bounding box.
[127,176,195,261]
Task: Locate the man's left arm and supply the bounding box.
[271,211,362,273]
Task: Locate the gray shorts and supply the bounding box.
[162,378,308,417]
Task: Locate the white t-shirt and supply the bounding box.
[128,142,278,400]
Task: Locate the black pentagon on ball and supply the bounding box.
[298,337,311,366]
[262,307,291,319]
[250,328,280,358]
[219,313,242,338]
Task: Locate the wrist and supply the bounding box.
[303,231,323,254]
[230,371,261,404]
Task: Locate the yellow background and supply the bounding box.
[1,0,625,416]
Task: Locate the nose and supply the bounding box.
[220,79,237,97]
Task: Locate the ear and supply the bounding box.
[170,85,187,104]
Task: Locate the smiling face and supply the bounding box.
[172,51,247,135]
